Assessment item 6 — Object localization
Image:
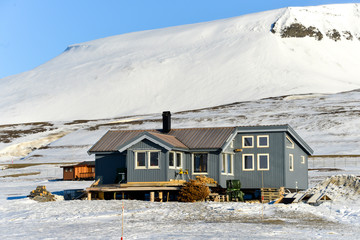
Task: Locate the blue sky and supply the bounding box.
[0,0,359,79]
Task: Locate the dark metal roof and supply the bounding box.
[88,130,149,153]
[148,132,188,149]
[88,125,313,155]
[168,127,235,149]
[88,127,236,153]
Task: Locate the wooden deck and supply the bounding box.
[86,180,186,201]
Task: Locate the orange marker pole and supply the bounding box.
[121,201,124,240]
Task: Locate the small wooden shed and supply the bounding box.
[61,161,95,180]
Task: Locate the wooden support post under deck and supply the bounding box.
[114,192,116,200]
[122,192,125,199]
[87,192,92,200]
[150,191,155,202]
[99,192,104,200]
[159,191,163,202]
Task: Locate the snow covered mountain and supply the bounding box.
[1,3,360,125]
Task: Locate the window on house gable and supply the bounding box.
[257,154,269,170]
[257,135,269,148]
[242,154,254,171]
[193,153,208,174]
[135,151,160,169]
[149,152,159,168]
[286,135,294,149]
[242,136,254,148]
[289,154,294,171]
[136,152,146,169]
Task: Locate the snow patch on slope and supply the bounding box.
[0,4,360,124]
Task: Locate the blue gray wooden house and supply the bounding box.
[88,112,313,192]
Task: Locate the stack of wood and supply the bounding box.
[195,176,217,185]
[28,185,56,202]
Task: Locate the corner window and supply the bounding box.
[301,156,306,164]
[289,154,294,171]
[135,151,160,169]
[242,136,254,148]
[169,152,182,169]
[193,153,208,174]
[221,153,234,175]
[257,135,269,148]
[257,154,269,170]
[286,135,294,149]
[242,154,254,171]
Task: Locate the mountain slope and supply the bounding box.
[1,4,360,124]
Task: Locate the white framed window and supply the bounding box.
[230,140,234,148]
[242,136,254,148]
[242,154,254,171]
[169,152,175,168]
[169,151,182,169]
[135,151,160,169]
[176,152,182,168]
[301,156,306,164]
[221,153,234,175]
[289,154,294,171]
[286,135,294,149]
[135,151,147,169]
[257,154,269,171]
[192,153,208,174]
[257,135,269,148]
[148,151,160,169]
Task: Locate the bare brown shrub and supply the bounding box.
[178,179,210,202]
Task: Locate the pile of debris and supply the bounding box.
[28,185,57,202]
[281,175,360,205]
[309,174,360,201]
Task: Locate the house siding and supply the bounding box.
[233,132,285,189]
[95,153,126,184]
[127,139,167,182]
[284,133,309,190]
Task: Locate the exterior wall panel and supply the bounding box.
[127,139,167,182]
[95,153,126,184]
[284,133,309,190]
[234,132,285,189]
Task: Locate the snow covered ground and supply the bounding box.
[1,159,360,239]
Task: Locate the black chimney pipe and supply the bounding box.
[162,111,171,133]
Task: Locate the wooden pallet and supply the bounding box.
[261,187,284,203]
